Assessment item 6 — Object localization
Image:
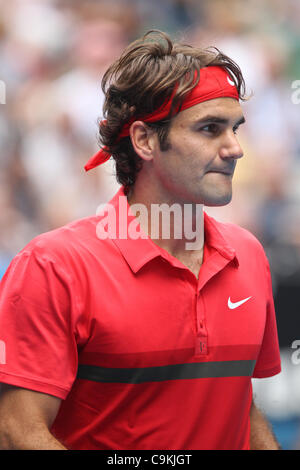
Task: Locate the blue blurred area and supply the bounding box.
[252,349,300,450]
[0,0,300,449]
[0,255,11,280]
[270,417,300,450]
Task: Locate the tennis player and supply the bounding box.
[0,31,281,450]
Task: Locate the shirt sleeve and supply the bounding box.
[252,254,281,378]
[0,238,82,399]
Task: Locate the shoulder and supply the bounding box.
[219,219,264,247]
[18,214,111,266]
[206,213,268,262]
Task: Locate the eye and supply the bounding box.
[200,123,220,135]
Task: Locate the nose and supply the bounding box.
[219,131,244,160]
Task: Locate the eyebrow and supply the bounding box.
[193,115,246,127]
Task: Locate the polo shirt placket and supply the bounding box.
[112,193,239,361]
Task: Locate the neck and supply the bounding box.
[126,179,204,258]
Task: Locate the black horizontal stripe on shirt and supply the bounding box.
[76,360,256,384]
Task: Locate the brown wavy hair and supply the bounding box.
[99,30,247,193]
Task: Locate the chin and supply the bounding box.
[203,193,233,207]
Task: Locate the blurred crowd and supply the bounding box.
[0,0,300,447]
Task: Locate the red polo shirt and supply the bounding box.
[0,187,281,450]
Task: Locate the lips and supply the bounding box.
[207,170,234,176]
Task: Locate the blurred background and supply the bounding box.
[0,0,300,449]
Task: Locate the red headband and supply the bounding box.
[84,66,239,171]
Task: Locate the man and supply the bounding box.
[0,31,281,450]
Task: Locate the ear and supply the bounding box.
[129,121,157,162]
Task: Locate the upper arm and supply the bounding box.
[0,383,62,430]
[0,246,81,401]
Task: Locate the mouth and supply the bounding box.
[207,170,234,176]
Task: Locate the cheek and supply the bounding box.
[171,140,213,176]
[154,133,216,185]
[154,154,183,184]
[153,152,188,193]
[154,151,201,195]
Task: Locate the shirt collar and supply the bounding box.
[107,186,239,273]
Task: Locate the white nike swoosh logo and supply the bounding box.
[228,296,252,309]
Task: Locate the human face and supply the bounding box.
[151,97,245,206]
